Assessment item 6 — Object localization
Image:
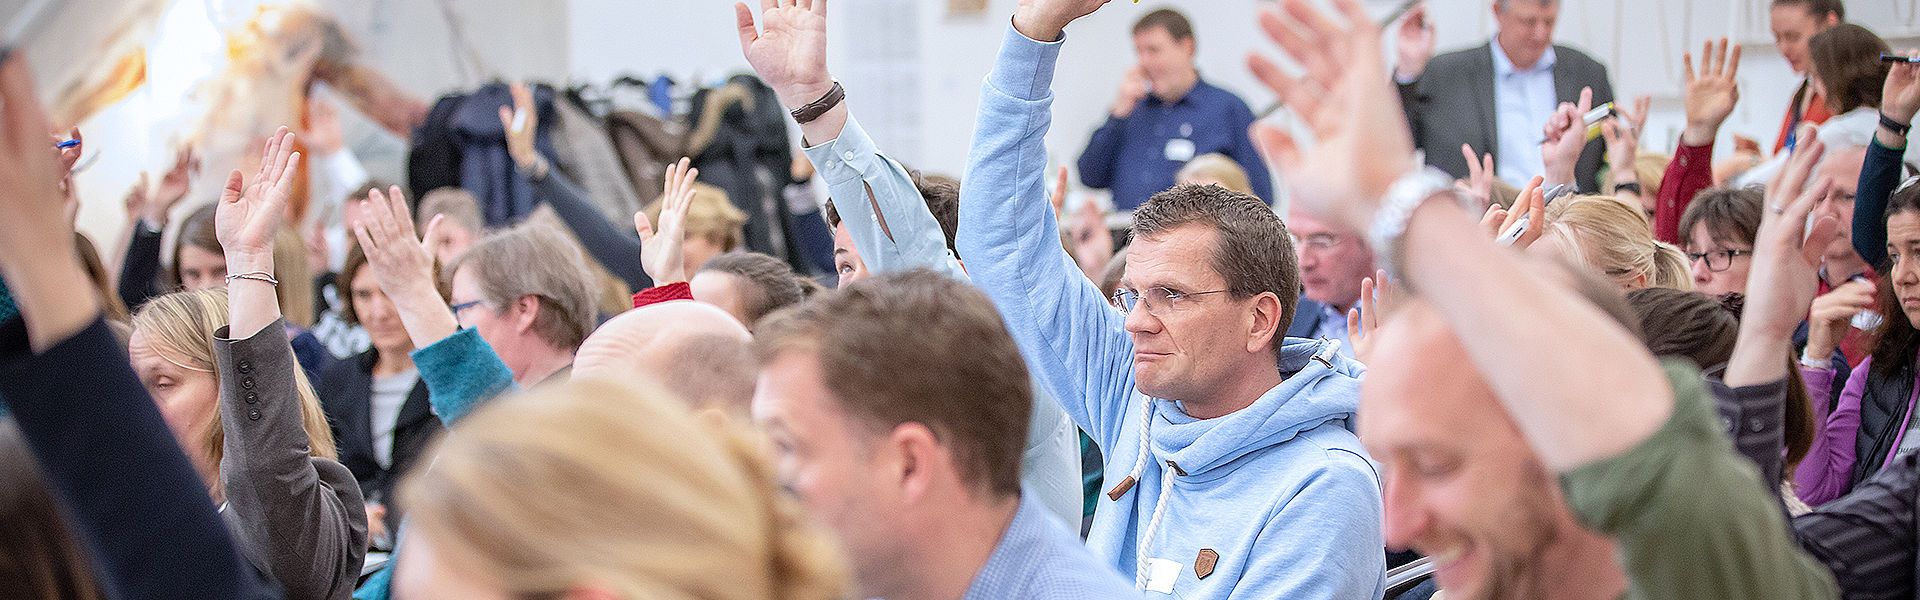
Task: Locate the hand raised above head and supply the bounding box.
[1248,0,1409,232]
[216,127,301,264]
[496,81,541,171]
[1012,0,1112,43]
[1681,38,1741,146]
[637,157,699,285]
[735,0,832,109]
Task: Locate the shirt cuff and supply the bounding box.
[989,23,1065,102]
[631,281,694,308]
[802,114,884,188]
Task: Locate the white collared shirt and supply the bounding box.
[1491,37,1558,186]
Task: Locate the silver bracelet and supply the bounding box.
[226,271,279,286]
[1365,167,1467,281]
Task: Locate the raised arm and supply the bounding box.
[737,0,963,278]
[1855,49,1920,268]
[955,0,1146,445]
[0,54,272,600]
[1252,1,1835,596]
[214,128,368,600]
[352,185,512,424]
[500,81,653,289]
[1657,39,1741,243]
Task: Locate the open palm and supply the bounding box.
[1884,49,1920,123]
[216,128,301,258]
[1683,39,1741,132]
[736,0,830,106]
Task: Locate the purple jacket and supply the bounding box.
[1797,357,1920,505]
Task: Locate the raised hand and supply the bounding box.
[129,146,198,227]
[636,157,699,285]
[1602,95,1649,179]
[1393,3,1435,82]
[1345,269,1393,363]
[1681,38,1741,146]
[1540,86,1593,190]
[735,0,832,110]
[1881,49,1920,147]
[0,53,95,349]
[1071,198,1114,281]
[496,81,541,172]
[352,185,459,348]
[1249,0,1411,232]
[1455,143,1495,209]
[1050,165,1070,216]
[1499,175,1547,248]
[1012,0,1112,42]
[217,128,301,264]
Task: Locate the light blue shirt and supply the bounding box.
[800,114,1086,529]
[1491,37,1558,186]
[961,493,1139,600]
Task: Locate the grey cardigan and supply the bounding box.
[216,320,368,600]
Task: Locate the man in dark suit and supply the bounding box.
[1394,1,1615,193]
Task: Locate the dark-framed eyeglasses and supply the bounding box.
[450,300,486,317]
[1684,249,1754,272]
[1110,286,1230,317]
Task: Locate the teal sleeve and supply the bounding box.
[408,328,519,425]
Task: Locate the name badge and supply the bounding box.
[1164,138,1196,162]
[1145,557,1181,593]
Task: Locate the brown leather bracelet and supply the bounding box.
[790,81,845,125]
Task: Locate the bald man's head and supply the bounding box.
[575,301,757,414]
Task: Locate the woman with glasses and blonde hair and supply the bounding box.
[394,378,848,600]
[126,130,366,600]
[1539,195,1693,291]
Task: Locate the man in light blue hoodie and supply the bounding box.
[731,0,1085,527]
[953,1,1386,598]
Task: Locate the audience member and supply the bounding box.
[315,244,438,547]
[1771,0,1845,152]
[1678,187,1764,296]
[1396,0,1614,191]
[693,252,806,329]
[734,0,1087,526]
[1797,182,1920,505]
[444,221,596,386]
[752,269,1136,598]
[959,2,1386,597]
[0,419,104,600]
[1077,8,1271,210]
[1251,3,1837,597]
[394,378,848,600]
[0,54,276,598]
[1540,195,1692,290]
[572,300,756,414]
[1288,211,1376,358]
[129,129,367,600]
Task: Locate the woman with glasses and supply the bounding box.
[1679,187,1764,296]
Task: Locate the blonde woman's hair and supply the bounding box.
[1176,153,1255,197]
[129,288,338,475]
[1546,195,1692,291]
[272,229,314,328]
[644,182,747,252]
[399,379,848,600]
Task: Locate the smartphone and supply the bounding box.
[1882,54,1920,64]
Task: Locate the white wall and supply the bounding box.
[564,0,1920,207]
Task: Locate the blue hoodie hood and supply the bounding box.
[1148,337,1365,477]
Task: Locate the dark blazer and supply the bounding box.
[0,317,278,600]
[1398,43,1615,193]
[317,348,440,507]
[1287,297,1333,340]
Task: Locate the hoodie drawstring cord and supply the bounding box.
[1107,398,1159,589]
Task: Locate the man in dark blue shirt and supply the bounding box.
[1077,8,1272,211]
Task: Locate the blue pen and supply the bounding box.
[54,139,78,149]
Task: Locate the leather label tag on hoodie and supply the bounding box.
[1194,549,1219,579]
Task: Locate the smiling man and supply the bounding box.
[1363,302,1628,600]
[955,0,1384,597]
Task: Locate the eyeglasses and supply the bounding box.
[1289,233,1344,251]
[1685,249,1754,272]
[449,300,486,317]
[1111,286,1230,317]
